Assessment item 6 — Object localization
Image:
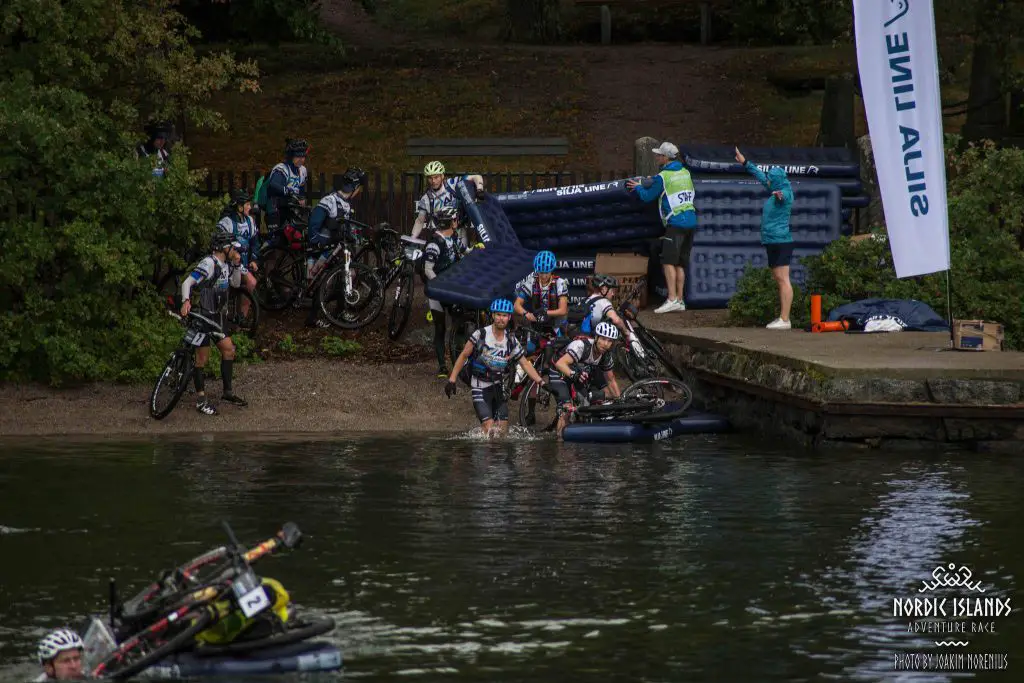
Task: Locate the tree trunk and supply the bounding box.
[504,0,562,44]
[961,0,1008,144]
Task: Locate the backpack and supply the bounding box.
[457,326,519,388]
[571,296,601,335]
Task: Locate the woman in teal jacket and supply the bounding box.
[735,146,794,330]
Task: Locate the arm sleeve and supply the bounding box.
[423,243,439,279]
[267,169,287,198]
[229,264,242,288]
[556,278,569,296]
[633,174,664,203]
[744,161,771,191]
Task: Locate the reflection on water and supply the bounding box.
[0,435,1021,682]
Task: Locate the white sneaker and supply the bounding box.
[766,318,792,330]
[654,300,676,314]
[672,299,686,312]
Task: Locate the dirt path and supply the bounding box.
[318,0,741,169]
[0,360,479,437]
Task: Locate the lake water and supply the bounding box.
[0,434,1020,682]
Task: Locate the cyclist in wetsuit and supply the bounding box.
[548,321,623,439]
[514,250,569,336]
[216,189,259,320]
[410,160,486,244]
[422,205,468,377]
[36,628,84,681]
[265,139,310,234]
[445,298,546,438]
[180,232,249,415]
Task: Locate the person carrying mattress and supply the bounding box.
[626,141,697,314]
[422,205,469,377]
[445,298,547,439]
[514,250,569,336]
[411,160,486,244]
[734,146,794,330]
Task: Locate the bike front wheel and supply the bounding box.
[621,377,694,415]
[387,264,415,341]
[518,379,558,432]
[318,262,386,330]
[150,350,194,420]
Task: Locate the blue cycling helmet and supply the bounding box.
[490,298,514,314]
[533,250,556,274]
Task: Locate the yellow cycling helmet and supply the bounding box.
[423,160,445,176]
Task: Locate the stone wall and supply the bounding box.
[662,340,1024,452]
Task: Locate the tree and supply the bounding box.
[504,0,562,44]
[0,0,259,384]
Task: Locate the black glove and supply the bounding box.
[444,381,457,398]
[571,368,590,387]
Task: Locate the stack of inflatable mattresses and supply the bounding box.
[424,155,849,310]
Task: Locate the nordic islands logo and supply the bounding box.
[891,563,1011,672]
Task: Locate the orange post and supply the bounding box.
[811,294,822,326]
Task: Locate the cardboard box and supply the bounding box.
[953,320,1004,351]
[595,252,649,309]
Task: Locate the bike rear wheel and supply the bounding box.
[621,377,693,414]
[318,262,385,330]
[387,264,415,341]
[226,289,260,337]
[149,351,194,420]
[257,247,302,311]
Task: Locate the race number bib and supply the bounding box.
[184,328,207,347]
[232,570,271,618]
[668,190,695,211]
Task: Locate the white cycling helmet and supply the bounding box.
[38,628,84,664]
[595,321,619,340]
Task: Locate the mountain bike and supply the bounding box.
[382,234,422,341]
[518,375,693,435]
[149,311,227,420]
[94,521,302,680]
[604,278,686,383]
[508,325,568,425]
[256,230,385,330]
[445,304,488,367]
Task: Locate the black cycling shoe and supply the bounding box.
[196,400,217,416]
[222,394,248,407]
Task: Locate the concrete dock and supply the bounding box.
[640,314,1024,450]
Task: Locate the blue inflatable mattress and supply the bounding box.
[685,244,823,308]
[562,410,730,443]
[424,245,537,310]
[692,182,842,246]
[141,641,343,679]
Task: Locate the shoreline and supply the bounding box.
[0,359,482,438]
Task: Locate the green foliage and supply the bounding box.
[728,141,1024,350]
[320,336,361,357]
[278,334,299,353]
[0,0,260,385]
[719,0,852,45]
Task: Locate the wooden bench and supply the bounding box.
[573,0,716,46]
[406,137,569,157]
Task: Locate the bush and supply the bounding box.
[727,141,1024,350]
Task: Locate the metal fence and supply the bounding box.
[199,168,633,233]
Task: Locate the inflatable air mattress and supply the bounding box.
[141,641,342,679]
[562,410,730,443]
[684,244,822,308]
[681,144,860,178]
[424,245,537,309]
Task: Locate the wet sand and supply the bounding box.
[0,360,481,437]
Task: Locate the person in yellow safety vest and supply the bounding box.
[626,141,698,314]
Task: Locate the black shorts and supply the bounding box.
[765,242,794,268]
[472,384,509,423]
[660,228,695,268]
